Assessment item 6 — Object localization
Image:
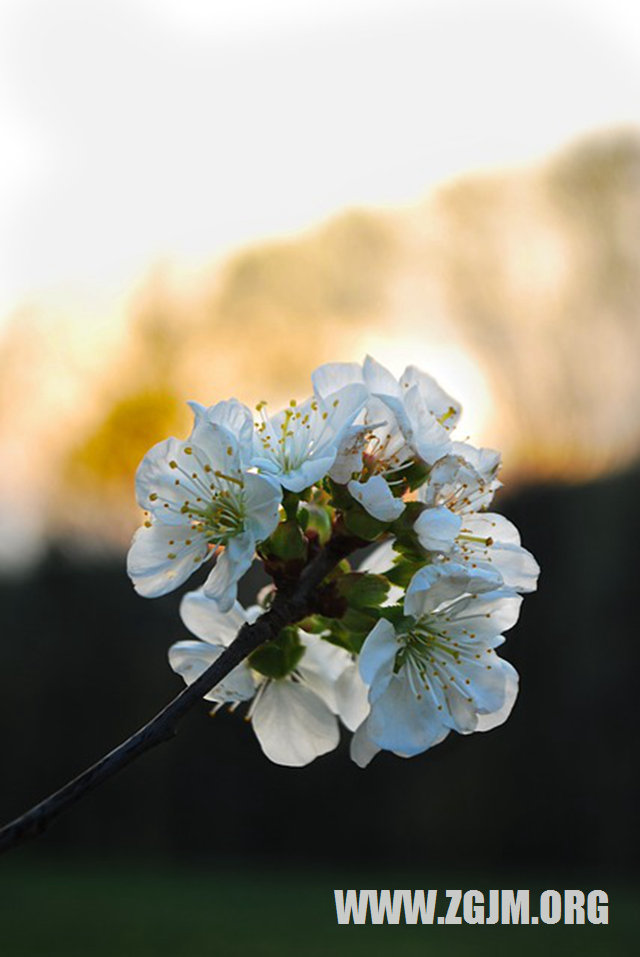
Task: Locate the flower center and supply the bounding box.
[182,483,246,545]
[394,617,483,706]
[254,397,341,474]
[147,444,247,545]
[349,405,415,484]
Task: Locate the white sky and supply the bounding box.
[1,0,640,320]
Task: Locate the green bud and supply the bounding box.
[300,504,333,545]
[266,519,307,561]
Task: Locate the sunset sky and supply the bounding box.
[2,0,640,321]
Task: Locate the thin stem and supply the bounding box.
[0,533,360,856]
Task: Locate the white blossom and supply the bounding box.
[127,402,281,609]
[313,355,459,471]
[169,589,368,767]
[127,355,538,775]
[415,445,540,592]
[351,563,522,766]
[251,384,368,492]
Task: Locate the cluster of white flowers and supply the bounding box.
[128,356,539,767]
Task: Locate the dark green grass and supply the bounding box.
[0,859,632,957]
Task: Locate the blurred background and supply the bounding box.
[0,0,639,954]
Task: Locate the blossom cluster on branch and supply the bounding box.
[127,356,539,767]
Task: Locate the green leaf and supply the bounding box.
[297,614,330,634]
[336,572,390,611]
[325,559,352,581]
[307,610,378,654]
[318,624,357,653]
[342,607,378,636]
[385,563,412,588]
[248,626,305,679]
[326,479,353,510]
[402,460,431,491]
[378,605,411,628]
[390,500,426,535]
[385,562,417,588]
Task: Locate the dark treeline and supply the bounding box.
[0,466,637,870]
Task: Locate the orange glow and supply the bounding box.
[1,100,639,572]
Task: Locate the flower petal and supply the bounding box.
[451,513,538,592]
[404,562,502,619]
[451,441,501,481]
[252,681,340,767]
[167,639,256,702]
[127,523,209,597]
[445,589,523,640]
[134,436,198,522]
[328,425,369,483]
[482,543,540,593]
[393,723,450,758]
[189,421,243,475]
[242,472,282,540]
[358,540,404,605]
[366,672,447,756]
[179,589,249,645]
[319,383,369,445]
[188,398,254,465]
[296,633,352,712]
[202,531,255,612]
[358,618,398,688]
[350,718,381,768]
[312,361,363,398]
[443,652,518,722]
[401,385,452,463]
[362,355,401,398]
[418,454,463,507]
[276,454,338,493]
[414,506,462,552]
[399,365,462,428]
[333,661,371,731]
[475,659,519,730]
[358,539,396,575]
[347,475,405,522]
[461,512,521,545]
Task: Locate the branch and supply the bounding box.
[0,534,360,855]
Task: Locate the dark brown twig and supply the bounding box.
[0,534,360,855]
